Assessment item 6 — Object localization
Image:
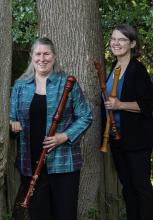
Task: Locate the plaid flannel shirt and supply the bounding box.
[10,72,92,176]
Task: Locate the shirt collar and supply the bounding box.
[25,71,59,84]
[47,72,59,83]
[26,75,35,84]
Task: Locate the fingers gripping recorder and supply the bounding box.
[21,75,76,208]
[94,60,121,152]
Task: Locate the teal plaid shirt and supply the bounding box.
[10,72,92,176]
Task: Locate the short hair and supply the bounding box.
[113,24,141,58]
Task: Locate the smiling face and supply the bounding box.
[110,30,136,59]
[32,43,55,76]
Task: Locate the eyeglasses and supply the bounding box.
[110,38,130,43]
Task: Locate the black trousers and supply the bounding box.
[110,140,153,220]
[21,169,80,220]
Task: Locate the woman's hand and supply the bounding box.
[43,133,68,152]
[105,97,121,110]
[105,97,140,112]
[10,121,22,133]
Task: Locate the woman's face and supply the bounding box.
[32,43,55,76]
[110,30,136,58]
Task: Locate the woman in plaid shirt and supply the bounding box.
[10,37,92,220]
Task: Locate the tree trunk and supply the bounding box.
[37,0,106,219]
[0,0,12,219]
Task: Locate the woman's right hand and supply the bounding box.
[10,121,22,133]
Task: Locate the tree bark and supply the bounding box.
[0,0,12,219]
[37,0,106,219]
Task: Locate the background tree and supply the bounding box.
[37,0,106,219]
[12,0,153,75]
[0,0,12,219]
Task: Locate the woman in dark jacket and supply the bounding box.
[103,24,153,220]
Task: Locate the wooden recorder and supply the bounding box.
[94,60,121,152]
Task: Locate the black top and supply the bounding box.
[29,93,47,172]
[102,58,153,150]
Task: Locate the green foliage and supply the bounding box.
[12,0,153,74]
[2,210,12,220]
[12,0,38,44]
[119,208,127,220]
[99,0,153,73]
[88,207,100,220]
[87,207,127,220]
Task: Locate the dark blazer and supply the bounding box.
[106,58,153,150]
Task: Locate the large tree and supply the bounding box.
[0,0,12,219]
[37,0,106,219]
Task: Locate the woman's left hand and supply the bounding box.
[105,97,121,110]
[43,133,68,152]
